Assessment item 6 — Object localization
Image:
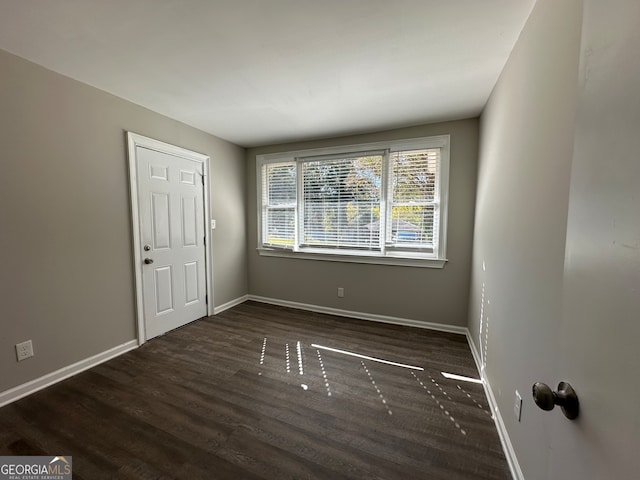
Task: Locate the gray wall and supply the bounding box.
[0,49,247,393]
[247,119,478,327]
[468,0,583,477]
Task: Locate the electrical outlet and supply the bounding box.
[16,340,34,362]
[337,287,344,298]
[514,390,523,422]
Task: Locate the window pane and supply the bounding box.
[302,155,382,249]
[390,205,435,244]
[266,207,295,246]
[263,162,296,247]
[389,148,439,247]
[266,163,296,205]
[391,149,438,202]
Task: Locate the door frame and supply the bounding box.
[127,132,214,345]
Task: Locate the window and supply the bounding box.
[257,136,449,267]
[262,162,296,248]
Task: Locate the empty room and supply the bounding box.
[0,1,638,479]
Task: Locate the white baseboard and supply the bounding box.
[247,295,468,335]
[466,330,483,375]
[466,335,523,480]
[213,294,250,315]
[0,340,138,408]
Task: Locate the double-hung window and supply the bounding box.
[257,136,449,267]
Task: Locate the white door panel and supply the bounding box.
[151,192,171,249]
[548,2,640,478]
[135,146,207,339]
[181,196,198,246]
[154,265,174,315]
[183,261,200,305]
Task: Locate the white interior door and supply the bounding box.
[129,136,210,340]
[546,1,640,479]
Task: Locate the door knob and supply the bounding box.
[144,258,154,265]
[143,245,151,251]
[532,381,579,419]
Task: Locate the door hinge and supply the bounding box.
[205,294,208,304]
[202,175,205,185]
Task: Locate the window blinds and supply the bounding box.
[388,148,440,247]
[301,153,383,250]
[262,162,296,247]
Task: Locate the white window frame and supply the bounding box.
[256,135,450,268]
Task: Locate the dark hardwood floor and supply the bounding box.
[0,301,510,479]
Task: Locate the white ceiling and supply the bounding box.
[0,0,535,147]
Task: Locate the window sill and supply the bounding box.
[257,248,447,268]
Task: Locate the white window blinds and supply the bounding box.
[261,162,296,248]
[301,152,383,250]
[388,148,440,250]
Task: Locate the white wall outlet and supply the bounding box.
[211,219,216,230]
[337,287,344,298]
[16,340,34,361]
[514,390,523,422]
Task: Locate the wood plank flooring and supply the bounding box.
[0,301,510,479]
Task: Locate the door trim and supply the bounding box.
[127,132,214,345]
